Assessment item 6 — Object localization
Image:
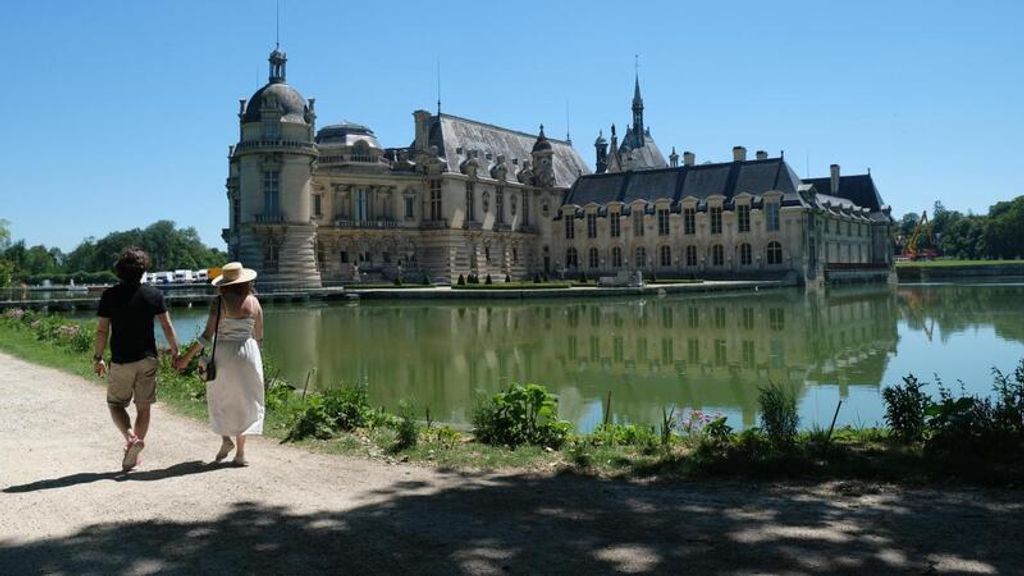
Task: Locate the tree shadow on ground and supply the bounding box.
[1,472,1020,575]
[3,461,232,493]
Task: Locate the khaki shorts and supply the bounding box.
[107,357,159,407]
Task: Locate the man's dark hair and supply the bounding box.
[114,247,151,283]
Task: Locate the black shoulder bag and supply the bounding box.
[198,297,222,383]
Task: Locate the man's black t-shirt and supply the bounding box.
[97,282,167,364]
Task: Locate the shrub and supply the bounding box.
[588,423,657,452]
[485,274,493,285]
[421,273,432,286]
[578,271,588,284]
[322,382,372,432]
[265,379,296,413]
[285,396,335,441]
[393,276,403,286]
[533,274,541,284]
[504,274,511,283]
[991,360,1024,435]
[421,425,461,450]
[390,400,419,452]
[758,382,799,450]
[472,383,572,449]
[882,374,931,442]
[457,274,465,286]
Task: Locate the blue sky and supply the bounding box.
[2,0,1021,251]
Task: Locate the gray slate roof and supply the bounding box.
[427,114,590,188]
[564,157,804,209]
[804,175,884,212]
[242,82,311,125]
[618,132,668,171]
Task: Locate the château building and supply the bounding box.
[224,48,895,289]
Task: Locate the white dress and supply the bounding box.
[207,316,265,436]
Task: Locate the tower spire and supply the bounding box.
[632,55,644,142]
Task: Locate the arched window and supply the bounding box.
[352,140,372,162]
[686,245,697,267]
[767,241,783,265]
[659,245,671,267]
[712,244,724,266]
[740,243,752,266]
[611,246,622,268]
[588,247,600,269]
[634,246,647,268]
[566,247,578,269]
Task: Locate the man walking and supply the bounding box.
[93,247,179,471]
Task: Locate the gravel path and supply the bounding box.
[1,351,1021,575]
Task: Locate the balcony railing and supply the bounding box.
[235,139,317,154]
[333,218,400,229]
[254,213,286,223]
[420,219,449,230]
[463,221,483,231]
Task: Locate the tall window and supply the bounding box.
[262,170,280,216]
[565,247,578,268]
[610,212,620,237]
[683,207,696,235]
[740,243,752,265]
[611,246,622,268]
[710,206,723,234]
[634,246,646,268]
[659,245,671,267]
[404,196,414,219]
[262,118,280,139]
[633,209,644,237]
[587,213,597,238]
[712,244,724,266]
[767,241,783,265]
[355,189,369,221]
[686,245,697,267]
[465,182,475,221]
[264,238,280,271]
[316,241,326,272]
[766,202,780,232]
[565,217,575,239]
[429,179,443,221]
[313,194,322,218]
[737,204,750,233]
[522,193,529,225]
[588,247,599,268]
[657,208,670,235]
[495,186,505,224]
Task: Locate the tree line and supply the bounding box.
[897,196,1024,260]
[0,220,227,286]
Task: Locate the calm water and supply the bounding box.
[166,282,1024,432]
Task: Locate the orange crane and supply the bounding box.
[902,211,939,260]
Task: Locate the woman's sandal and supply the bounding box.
[215,437,235,462]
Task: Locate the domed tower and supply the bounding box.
[594,130,608,174]
[227,47,321,289]
[531,125,555,188]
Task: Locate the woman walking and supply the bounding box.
[178,262,264,465]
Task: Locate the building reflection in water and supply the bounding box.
[261,286,901,431]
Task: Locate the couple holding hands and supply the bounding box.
[93,248,265,471]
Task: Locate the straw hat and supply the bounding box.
[211,262,258,286]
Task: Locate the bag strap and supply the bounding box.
[209,296,222,361]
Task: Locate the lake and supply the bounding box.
[166,281,1024,432]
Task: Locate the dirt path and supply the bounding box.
[1,351,1021,575]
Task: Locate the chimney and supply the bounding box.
[732,146,747,162]
[413,110,432,152]
[755,150,768,160]
[683,151,695,166]
[830,164,840,194]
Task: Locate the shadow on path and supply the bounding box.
[1,473,1020,575]
[3,460,232,493]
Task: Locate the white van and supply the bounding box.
[194,269,209,282]
[173,269,194,284]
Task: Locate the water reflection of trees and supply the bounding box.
[896,284,1024,345]
[263,288,900,429]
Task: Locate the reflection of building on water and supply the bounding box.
[265,289,898,429]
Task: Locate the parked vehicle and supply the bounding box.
[194,269,209,282]
[173,269,194,283]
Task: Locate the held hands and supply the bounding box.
[174,352,192,373]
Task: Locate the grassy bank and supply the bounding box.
[2,308,1022,485]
